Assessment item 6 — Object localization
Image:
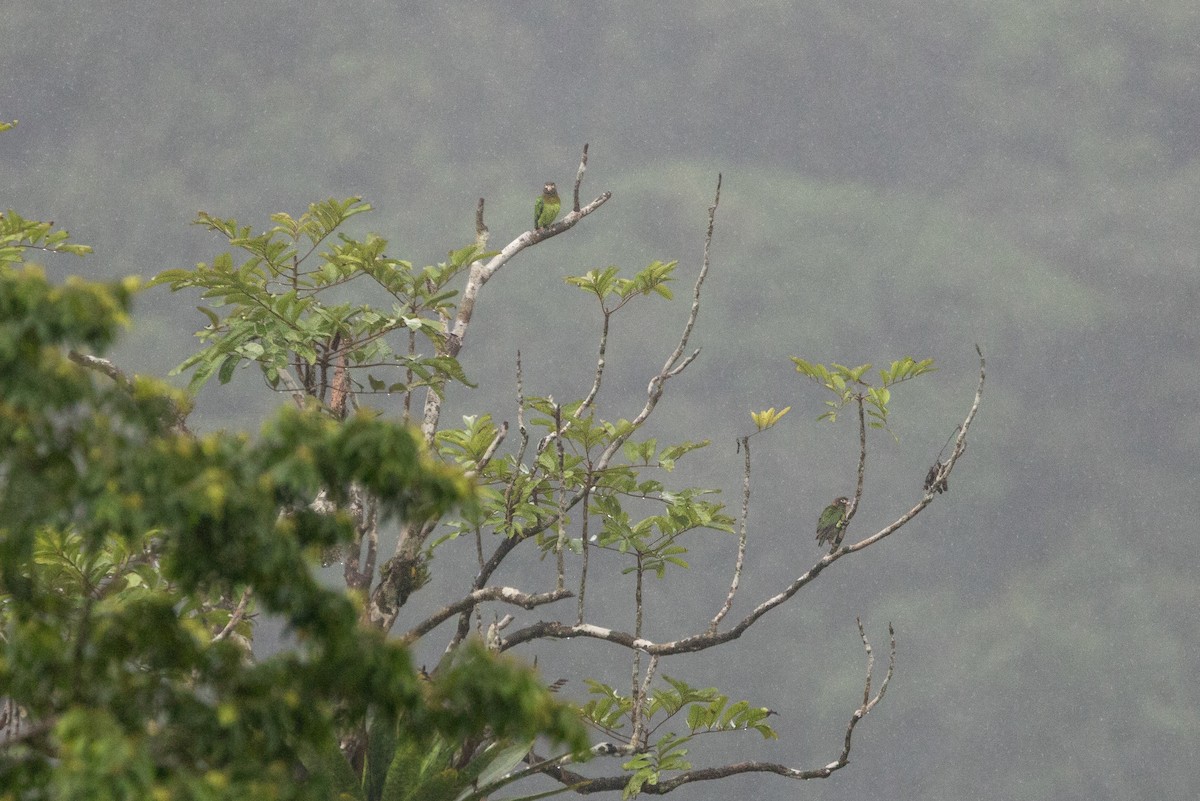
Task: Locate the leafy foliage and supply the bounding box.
[749,406,791,431]
[565,261,677,311]
[0,215,585,800]
[792,356,935,431]
[582,676,777,798]
[1,209,93,265]
[149,198,480,405]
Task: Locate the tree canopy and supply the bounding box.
[2,149,984,798]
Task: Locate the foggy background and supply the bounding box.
[5,1,1198,799]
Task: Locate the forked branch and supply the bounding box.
[401,586,573,645]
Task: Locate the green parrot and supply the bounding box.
[535,181,560,229]
[815,496,850,548]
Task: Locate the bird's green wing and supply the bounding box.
[815,502,845,544]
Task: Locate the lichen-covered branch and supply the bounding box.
[399,586,573,645]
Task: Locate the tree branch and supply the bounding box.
[210,587,253,644]
[400,586,573,645]
[709,434,751,633]
[833,392,869,550]
[275,367,309,410]
[68,350,191,433]
[629,654,659,751]
[844,345,985,553]
[537,623,897,794]
[68,350,131,388]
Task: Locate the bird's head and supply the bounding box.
[834,496,850,507]
[543,182,557,196]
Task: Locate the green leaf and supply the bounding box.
[453,740,535,801]
[750,406,790,431]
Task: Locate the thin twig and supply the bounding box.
[554,402,568,590]
[586,174,721,481]
[573,144,589,213]
[834,394,869,550]
[710,434,751,633]
[579,311,611,414]
[629,654,660,751]
[536,303,610,453]
[577,482,592,625]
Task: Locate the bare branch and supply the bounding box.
[536,625,897,794]
[833,620,896,767]
[588,174,721,476]
[498,499,905,654]
[68,350,131,388]
[938,345,985,483]
[499,544,837,655]
[514,350,530,463]
[572,143,589,212]
[576,481,592,625]
[710,435,751,633]
[629,654,659,751]
[68,350,191,433]
[275,367,309,410]
[833,393,869,550]
[475,197,488,245]
[400,586,573,645]
[211,587,253,644]
[666,174,720,372]
[579,311,611,415]
[845,346,985,553]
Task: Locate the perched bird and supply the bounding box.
[816,497,850,548]
[535,181,560,229]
